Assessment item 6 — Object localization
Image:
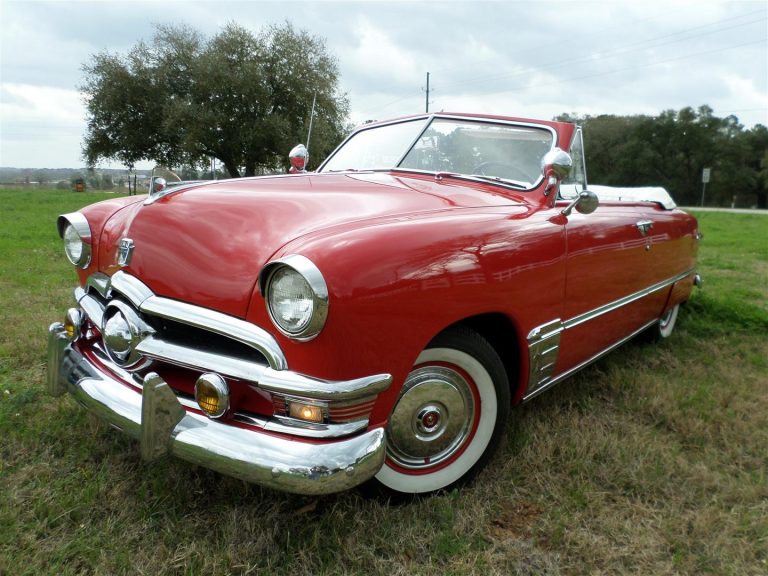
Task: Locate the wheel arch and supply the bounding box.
[434,313,527,406]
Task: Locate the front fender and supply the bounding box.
[246,206,568,426]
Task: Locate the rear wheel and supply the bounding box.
[658,304,679,338]
[640,303,680,343]
[371,326,510,497]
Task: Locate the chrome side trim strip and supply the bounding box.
[523,319,657,402]
[140,296,287,370]
[563,268,694,331]
[524,268,695,400]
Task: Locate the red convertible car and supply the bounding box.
[47,113,700,496]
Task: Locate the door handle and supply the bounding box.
[635,220,653,237]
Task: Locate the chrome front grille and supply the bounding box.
[76,271,284,379]
[72,271,392,439]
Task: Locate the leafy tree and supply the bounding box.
[82,22,349,177]
[557,106,767,207]
[741,125,768,208]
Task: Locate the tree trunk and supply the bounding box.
[756,187,767,209]
[222,160,241,178]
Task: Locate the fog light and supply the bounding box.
[194,373,229,419]
[288,401,325,423]
[64,308,82,340]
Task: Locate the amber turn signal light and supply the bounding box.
[194,373,229,419]
[64,308,82,340]
[288,401,325,423]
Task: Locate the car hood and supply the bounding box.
[98,172,523,318]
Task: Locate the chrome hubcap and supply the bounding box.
[417,405,442,433]
[387,366,475,470]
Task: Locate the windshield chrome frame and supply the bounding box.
[318,113,558,192]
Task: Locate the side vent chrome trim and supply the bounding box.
[526,319,563,396]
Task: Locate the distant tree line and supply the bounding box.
[81,21,349,177]
[558,106,768,208]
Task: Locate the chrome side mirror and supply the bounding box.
[541,148,572,194]
[288,144,308,173]
[561,189,599,217]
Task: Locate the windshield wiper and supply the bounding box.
[469,174,528,189]
[434,171,528,190]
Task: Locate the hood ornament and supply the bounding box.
[117,238,134,267]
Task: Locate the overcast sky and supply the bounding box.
[1,0,766,169]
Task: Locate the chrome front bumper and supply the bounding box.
[47,323,386,495]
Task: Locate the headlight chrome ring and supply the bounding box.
[57,212,92,268]
[262,255,329,341]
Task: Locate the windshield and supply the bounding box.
[321,119,428,172]
[320,116,555,189]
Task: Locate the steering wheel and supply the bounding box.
[472,161,534,183]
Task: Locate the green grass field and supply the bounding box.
[1,188,766,575]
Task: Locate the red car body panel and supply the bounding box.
[49,112,699,494]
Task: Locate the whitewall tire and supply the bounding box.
[371,326,510,497]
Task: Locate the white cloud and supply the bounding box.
[1,83,84,128]
[0,84,85,167]
[347,16,422,87]
[0,0,765,167]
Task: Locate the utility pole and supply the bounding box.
[425,72,430,113]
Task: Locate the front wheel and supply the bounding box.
[370,326,510,497]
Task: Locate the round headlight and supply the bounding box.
[58,213,92,268]
[264,256,328,340]
[64,224,87,266]
[269,267,314,333]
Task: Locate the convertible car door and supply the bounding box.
[635,202,696,288]
[554,200,660,373]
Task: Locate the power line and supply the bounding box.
[357,8,767,119]
[437,13,767,93]
[427,6,765,81]
[477,38,768,98]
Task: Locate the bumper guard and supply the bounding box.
[47,323,386,495]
